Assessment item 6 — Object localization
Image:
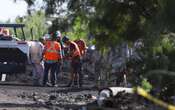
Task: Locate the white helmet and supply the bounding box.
[56,30,62,38]
[43,34,50,40]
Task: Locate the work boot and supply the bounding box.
[70,81,75,87]
[53,84,58,87]
[46,82,53,87]
[66,80,73,87]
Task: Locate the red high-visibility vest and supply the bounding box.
[44,40,62,61]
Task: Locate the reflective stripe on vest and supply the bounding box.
[46,42,57,53]
[44,41,61,61]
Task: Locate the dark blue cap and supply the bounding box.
[62,36,69,43]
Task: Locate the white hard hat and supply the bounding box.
[56,30,61,38]
[43,34,50,40]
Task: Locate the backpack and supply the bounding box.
[74,39,87,55]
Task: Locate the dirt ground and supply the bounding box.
[0,84,167,110]
[0,84,98,110]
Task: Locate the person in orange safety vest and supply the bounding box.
[62,36,83,88]
[42,32,62,87]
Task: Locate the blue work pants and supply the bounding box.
[43,62,58,86]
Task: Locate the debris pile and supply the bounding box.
[105,92,147,109]
[17,90,97,109]
[88,91,150,110]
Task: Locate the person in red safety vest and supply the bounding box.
[42,32,62,87]
[62,36,83,88]
[74,39,87,86]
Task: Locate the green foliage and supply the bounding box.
[64,17,88,40]
[15,11,47,40]
[24,0,175,47]
[29,0,158,49]
[141,78,152,92]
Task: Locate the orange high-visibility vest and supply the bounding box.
[70,41,81,57]
[44,41,62,61]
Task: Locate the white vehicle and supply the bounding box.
[0,24,31,77]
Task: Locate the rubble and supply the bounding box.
[88,91,149,110]
[0,85,167,110]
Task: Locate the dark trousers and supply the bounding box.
[55,61,61,83]
[43,62,58,86]
[70,57,83,86]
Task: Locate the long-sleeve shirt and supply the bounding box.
[29,41,44,64]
